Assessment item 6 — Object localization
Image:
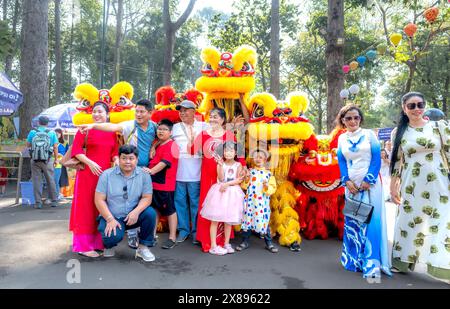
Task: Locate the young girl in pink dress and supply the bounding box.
[200,141,245,255]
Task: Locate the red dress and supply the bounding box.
[190,130,246,252]
[0,167,7,186]
[69,129,118,252]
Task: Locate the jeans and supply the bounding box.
[31,159,57,203]
[97,207,157,249]
[54,167,61,197]
[241,227,274,246]
[174,181,200,239]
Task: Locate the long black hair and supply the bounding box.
[390,92,425,175]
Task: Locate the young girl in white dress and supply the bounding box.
[200,141,245,255]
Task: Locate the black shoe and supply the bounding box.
[127,235,139,249]
[162,239,176,249]
[289,242,301,252]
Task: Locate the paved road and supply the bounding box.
[0,200,448,289]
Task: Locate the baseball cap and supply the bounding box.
[176,100,196,110]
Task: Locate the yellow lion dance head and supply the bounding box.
[72,81,135,125]
[196,45,257,122]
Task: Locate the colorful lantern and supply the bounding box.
[349,61,359,71]
[340,89,350,99]
[349,84,360,95]
[390,33,402,47]
[366,50,377,61]
[403,23,418,37]
[377,44,387,55]
[356,56,367,67]
[424,7,439,23]
[342,65,350,74]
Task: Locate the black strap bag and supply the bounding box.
[343,190,374,224]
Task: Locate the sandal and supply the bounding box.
[78,251,100,258]
[235,241,249,251]
[265,244,279,253]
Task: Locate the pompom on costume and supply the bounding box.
[72,81,135,125]
[151,86,205,124]
[196,45,257,122]
[246,92,315,248]
[289,129,346,240]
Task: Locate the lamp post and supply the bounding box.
[100,0,107,88]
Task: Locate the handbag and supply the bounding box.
[343,190,374,224]
[61,132,88,170]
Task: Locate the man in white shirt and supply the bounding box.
[172,100,209,244]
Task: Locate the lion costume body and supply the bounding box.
[246,92,314,248]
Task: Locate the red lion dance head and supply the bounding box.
[289,129,346,240]
[151,86,204,124]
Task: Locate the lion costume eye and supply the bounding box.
[240,62,254,74]
[252,104,264,119]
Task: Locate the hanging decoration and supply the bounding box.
[348,84,360,95]
[389,33,402,47]
[349,61,359,71]
[403,23,418,37]
[424,7,439,23]
[339,89,350,99]
[356,56,367,67]
[377,44,387,55]
[366,50,377,61]
[342,65,350,74]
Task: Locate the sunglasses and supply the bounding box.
[343,116,361,122]
[405,101,426,110]
[123,185,128,200]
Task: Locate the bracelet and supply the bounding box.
[105,215,114,223]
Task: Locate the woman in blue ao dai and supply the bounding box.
[336,105,392,279]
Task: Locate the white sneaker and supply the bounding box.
[135,247,155,262]
[103,248,115,257]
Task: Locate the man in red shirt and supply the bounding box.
[148,119,180,249]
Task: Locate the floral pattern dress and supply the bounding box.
[392,120,450,280]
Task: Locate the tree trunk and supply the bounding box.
[4,0,19,76]
[69,0,74,88]
[325,0,344,132]
[2,0,7,20]
[404,63,416,93]
[19,0,49,138]
[270,0,280,98]
[259,59,268,92]
[113,0,123,84]
[54,0,62,104]
[162,0,196,85]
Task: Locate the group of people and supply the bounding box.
[336,92,449,283]
[25,90,449,284]
[25,116,69,208]
[68,99,277,262]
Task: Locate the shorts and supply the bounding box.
[151,190,176,217]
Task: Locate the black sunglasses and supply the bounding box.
[406,101,426,110]
[344,115,361,122]
[123,185,128,200]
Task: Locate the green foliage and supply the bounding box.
[207,0,300,92]
[0,20,13,62]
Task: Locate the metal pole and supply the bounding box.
[16,154,23,205]
[100,0,107,88]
